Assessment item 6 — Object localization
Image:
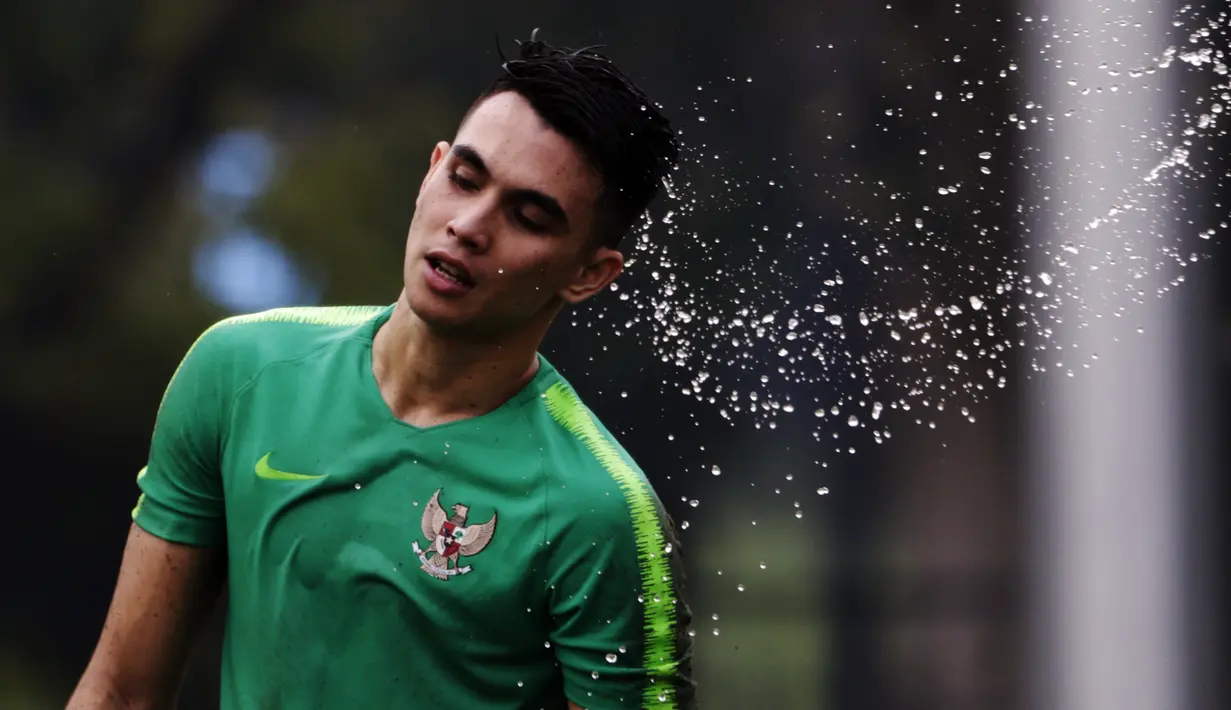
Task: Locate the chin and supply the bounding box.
[405,288,467,329]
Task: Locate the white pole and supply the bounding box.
[1024,1,1191,709]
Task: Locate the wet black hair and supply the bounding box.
[466,29,680,248]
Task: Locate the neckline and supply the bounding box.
[357,305,557,434]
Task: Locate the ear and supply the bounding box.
[559,247,625,305]
[418,141,451,196]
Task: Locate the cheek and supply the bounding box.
[494,251,574,296]
[414,179,456,222]
[500,241,556,273]
[413,194,445,227]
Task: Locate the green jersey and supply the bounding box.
[131,305,696,709]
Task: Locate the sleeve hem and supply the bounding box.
[132,494,225,547]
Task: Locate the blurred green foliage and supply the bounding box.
[0,2,1033,708]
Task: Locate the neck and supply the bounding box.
[371,292,545,428]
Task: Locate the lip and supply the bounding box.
[425,250,475,285]
[423,251,476,296]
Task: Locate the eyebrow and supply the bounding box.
[451,143,570,228]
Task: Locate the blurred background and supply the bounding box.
[1,1,1227,709]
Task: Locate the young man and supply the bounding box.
[68,34,696,710]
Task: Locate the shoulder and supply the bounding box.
[196,304,388,357]
[526,373,664,529]
[160,304,387,406]
[182,304,387,376]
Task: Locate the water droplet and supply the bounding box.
[606,653,618,663]
[969,295,985,310]
[354,483,362,490]
[817,487,830,495]
[736,584,745,592]
[592,671,600,680]
[978,151,992,160]
[847,415,859,427]
[711,465,722,476]
[517,681,524,688]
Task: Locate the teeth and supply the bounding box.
[434,260,468,284]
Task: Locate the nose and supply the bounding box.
[446,201,493,254]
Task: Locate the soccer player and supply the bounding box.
[67,33,696,710]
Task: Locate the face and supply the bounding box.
[402,91,623,339]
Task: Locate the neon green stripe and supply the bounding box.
[543,382,679,709]
[130,493,146,520]
[130,466,149,519]
[216,305,387,329]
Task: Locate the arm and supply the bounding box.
[69,322,235,709]
[546,488,697,710]
[66,525,224,710]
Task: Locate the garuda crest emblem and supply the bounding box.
[412,489,497,580]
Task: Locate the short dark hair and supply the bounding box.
[466,30,679,248]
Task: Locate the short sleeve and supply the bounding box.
[546,488,696,709]
[131,325,234,546]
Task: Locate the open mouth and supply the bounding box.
[427,257,475,287]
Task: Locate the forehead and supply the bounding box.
[454,92,601,208]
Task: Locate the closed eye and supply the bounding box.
[448,171,478,191]
[514,211,548,233]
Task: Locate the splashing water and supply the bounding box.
[569,7,1228,468]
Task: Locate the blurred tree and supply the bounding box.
[0,2,1051,708]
